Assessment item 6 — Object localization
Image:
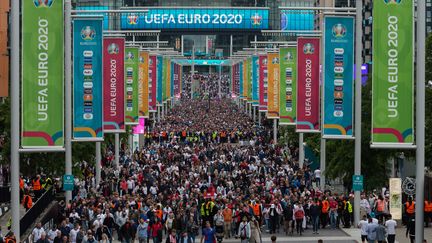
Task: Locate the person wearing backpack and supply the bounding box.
[294,203,305,236]
[282,203,293,235]
[237,217,250,243]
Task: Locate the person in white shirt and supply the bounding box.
[47,225,59,243]
[69,224,80,243]
[314,168,321,187]
[32,222,45,243]
[385,214,397,243]
[357,215,369,243]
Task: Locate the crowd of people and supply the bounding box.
[2,81,430,243]
[181,74,230,100]
[21,97,376,243]
[152,99,256,143]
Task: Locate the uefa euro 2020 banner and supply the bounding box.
[156,56,163,105]
[372,0,414,148]
[259,55,268,111]
[252,56,259,106]
[296,38,320,133]
[279,47,297,126]
[243,59,249,100]
[239,62,244,99]
[22,0,64,149]
[138,51,149,118]
[267,52,280,119]
[125,47,139,125]
[149,55,157,112]
[72,18,103,141]
[103,37,125,133]
[323,16,354,139]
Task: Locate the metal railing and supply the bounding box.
[20,187,56,236]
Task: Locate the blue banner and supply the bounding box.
[73,18,103,140]
[252,56,259,105]
[323,16,354,139]
[156,56,163,105]
[121,8,269,30]
[239,62,243,98]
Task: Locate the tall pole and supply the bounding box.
[258,111,261,126]
[230,35,233,57]
[354,0,363,226]
[299,133,304,168]
[65,0,73,203]
[181,35,184,56]
[415,0,426,241]
[252,106,256,122]
[10,0,20,240]
[114,133,120,168]
[95,142,101,187]
[161,101,165,119]
[320,138,326,190]
[273,119,277,144]
[218,65,222,98]
[191,45,195,99]
[128,133,133,155]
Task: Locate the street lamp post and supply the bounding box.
[415,0,426,241]
[191,45,195,99]
[10,0,20,240]
[354,0,363,226]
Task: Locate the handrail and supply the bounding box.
[20,187,55,236]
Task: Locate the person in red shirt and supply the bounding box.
[149,217,163,243]
[329,197,338,229]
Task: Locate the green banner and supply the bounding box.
[125,47,139,125]
[279,47,297,125]
[22,0,64,148]
[372,0,414,147]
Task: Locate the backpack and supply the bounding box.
[294,209,304,219]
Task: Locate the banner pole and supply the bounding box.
[354,0,363,226]
[115,133,120,168]
[273,119,277,144]
[320,138,326,190]
[415,0,426,241]
[128,133,133,156]
[95,142,101,187]
[10,0,20,239]
[258,111,261,126]
[299,133,304,168]
[65,0,73,203]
